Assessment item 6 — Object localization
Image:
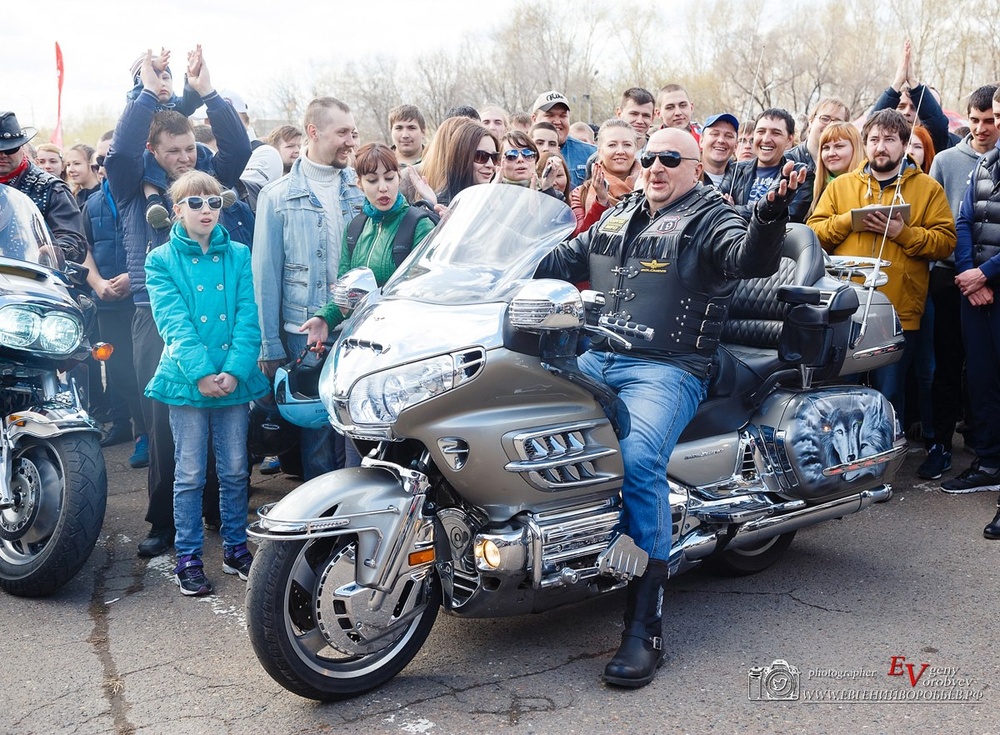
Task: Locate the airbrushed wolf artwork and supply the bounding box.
[788,390,895,491]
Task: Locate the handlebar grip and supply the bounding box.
[598,316,655,342]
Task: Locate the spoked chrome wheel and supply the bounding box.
[246,534,440,701]
[0,435,107,597]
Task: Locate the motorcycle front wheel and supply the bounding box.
[246,534,440,702]
[0,434,107,597]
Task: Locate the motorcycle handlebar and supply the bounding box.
[597,316,655,343]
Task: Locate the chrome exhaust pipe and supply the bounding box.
[728,486,891,548]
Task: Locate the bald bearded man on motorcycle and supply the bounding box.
[536,127,806,688]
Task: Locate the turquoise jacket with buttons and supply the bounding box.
[144,221,270,407]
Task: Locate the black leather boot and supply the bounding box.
[603,560,668,688]
[984,506,1000,540]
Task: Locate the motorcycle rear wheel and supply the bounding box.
[246,535,440,702]
[0,434,107,597]
[706,531,796,576]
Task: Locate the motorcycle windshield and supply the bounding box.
[0,184,60,268]
[381,184,576,304]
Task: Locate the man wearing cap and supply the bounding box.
[532,91,596,188]
[699,113,739,189]
[536,127,805,689]
[218,89,259,143]
[0,112,87,263]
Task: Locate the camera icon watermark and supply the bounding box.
[748,659,801,701]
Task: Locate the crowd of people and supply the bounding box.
[2,39,999,660]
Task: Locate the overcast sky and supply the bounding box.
[8,0,521,131]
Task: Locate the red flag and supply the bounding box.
[51,42,64,148]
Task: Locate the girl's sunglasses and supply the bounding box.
[178,195,224,210]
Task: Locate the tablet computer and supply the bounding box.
[850,204,911,232]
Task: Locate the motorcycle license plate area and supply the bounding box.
[758,387,901,499]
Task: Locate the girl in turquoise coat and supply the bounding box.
[145,170,269,596]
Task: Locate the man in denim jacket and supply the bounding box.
[252,97,364,479]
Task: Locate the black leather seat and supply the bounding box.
[681,225,826,441]
[721,223,827,352]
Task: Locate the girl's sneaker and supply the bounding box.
[174,555,213,596]
[223,543,253,581]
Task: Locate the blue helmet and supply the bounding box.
[273,346,331,430]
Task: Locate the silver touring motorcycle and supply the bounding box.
[246,184,907,701]
[0,186,107,597]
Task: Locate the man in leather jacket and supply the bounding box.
[0,111,87,263]
[536,127,805,688]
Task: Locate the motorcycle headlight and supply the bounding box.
[40,313,83,354]
[0,306,40,347]
[0,306,82,356]
[350,355,456,425]
[339,348,487,428]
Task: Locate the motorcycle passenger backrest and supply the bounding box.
[720,223,826,350]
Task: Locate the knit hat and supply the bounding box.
[130,53,172,85]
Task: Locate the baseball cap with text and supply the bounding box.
[532,91,571,113]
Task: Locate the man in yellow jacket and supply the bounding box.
[807,108,955,422]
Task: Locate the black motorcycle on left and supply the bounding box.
[0,185,108,597]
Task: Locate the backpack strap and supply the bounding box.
[391,205,436,268]
[345,212,369,259]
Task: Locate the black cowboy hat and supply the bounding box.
[0,112,37,151]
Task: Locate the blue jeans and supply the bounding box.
[578,351,708,561]
[169,403,250,557]
[285,332,345,479]
[871,329,918,429]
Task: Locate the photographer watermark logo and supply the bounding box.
[748,656,984,703]
[748,659,801,701]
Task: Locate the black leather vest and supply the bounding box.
[587,189,734,364]
[971,148,1000,268]
[12,164,57,215]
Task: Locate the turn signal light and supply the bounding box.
[92,342,114,361]
[408,548,435,566]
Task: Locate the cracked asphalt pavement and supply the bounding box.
[3,438,998,734]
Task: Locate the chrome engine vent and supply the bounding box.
[526,497,622,588]
[740,441,758,481]
[505,420,620,491]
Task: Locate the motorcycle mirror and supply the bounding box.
[331,267,378,312]
[509,279,585,331]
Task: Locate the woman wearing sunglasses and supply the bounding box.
[498,130,567,201]
[144,169,269,597]
[423,119,499,207]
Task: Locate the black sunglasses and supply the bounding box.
[90,154,106,172]
[0,145,22,156]
[639,150,700,169]
[178,195,224,210]
[473,150,500,165]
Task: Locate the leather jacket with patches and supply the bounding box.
[9,162,88,263]
[536,184,789,376]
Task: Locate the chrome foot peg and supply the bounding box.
[597,534,648,581]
